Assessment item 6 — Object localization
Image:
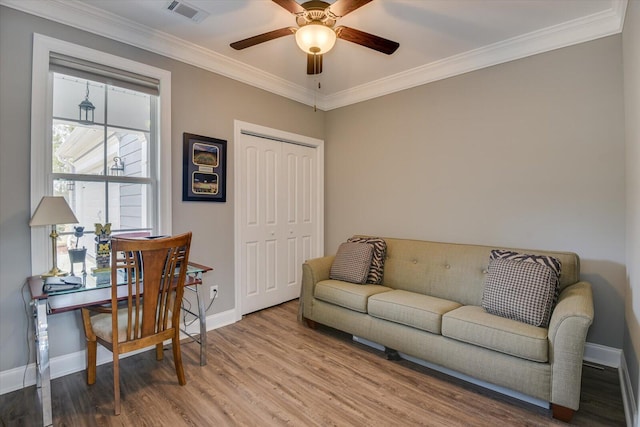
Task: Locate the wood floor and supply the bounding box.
[0,300,626,426]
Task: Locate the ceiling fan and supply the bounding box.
[230,0,399,75]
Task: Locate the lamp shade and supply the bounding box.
[295,23,337,54]
[29,196,79,227]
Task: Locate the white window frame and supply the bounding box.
[30,34,172,275]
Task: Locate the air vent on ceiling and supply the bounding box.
[165,1,209,23]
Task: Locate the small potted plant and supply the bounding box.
[68,225,87,275]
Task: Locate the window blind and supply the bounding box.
[49,52,160,96]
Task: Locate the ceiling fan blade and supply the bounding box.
[335,26,399,55]
[307,53,323,75]
[329,0,373,18]
[272,0,305,15]
[230,27,296,50]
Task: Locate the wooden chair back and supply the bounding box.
[110,232,192,347]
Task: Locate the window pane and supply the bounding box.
[53,182,104,276]
[107,127,150,178]
[53,120,105,175]
[55,180,107,229]
[107,86,151,131]
[52,122,151,177]
[108,182,152,233]
[52,73,105,123]
[53,180,151,232]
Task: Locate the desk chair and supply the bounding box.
[81,232,192,415]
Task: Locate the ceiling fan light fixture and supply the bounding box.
[295,22,336,54]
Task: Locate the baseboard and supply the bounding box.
[620,352,639,427]
[583,342,622,368]
[0,308,236,396]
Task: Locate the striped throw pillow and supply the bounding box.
[330,242,375,284]
[347,237,387,284]
[489,249,562,278]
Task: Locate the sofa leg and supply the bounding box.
[304,318,318,329]
[551,404,575,422]
[384,347,401,361]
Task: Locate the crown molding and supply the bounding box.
[320,0,628,110]
[1,0,627,111]
[0,0,317,107]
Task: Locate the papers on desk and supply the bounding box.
[42,276,84,293]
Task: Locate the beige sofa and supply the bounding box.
[300,237,594,422]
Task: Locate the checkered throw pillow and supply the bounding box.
[347,236,387,284]
[482,258,558,327]
[490,249,562,308]
[330,242,375,284]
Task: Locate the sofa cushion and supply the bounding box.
[442,305,548,363]
[330,242,374,284]
[482,258,558,327]
[315,280,392,313]
[348,236,387,284]
[368,290,461,334]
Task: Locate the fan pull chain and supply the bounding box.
[314,81,321,112]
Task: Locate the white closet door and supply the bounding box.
[237,130,318,315]
[282,142,317,302]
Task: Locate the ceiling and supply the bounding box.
[1,0,627,110]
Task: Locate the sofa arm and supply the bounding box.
[548,281,594,411]
[299,255,334,322]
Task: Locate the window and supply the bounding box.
[51,71,156,271]
[30,35,172,276]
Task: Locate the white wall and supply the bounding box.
[325,35,626,348]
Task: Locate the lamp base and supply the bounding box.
[41,267,68,278]
[41,226,68,277]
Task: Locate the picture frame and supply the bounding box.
[182,133,227,202]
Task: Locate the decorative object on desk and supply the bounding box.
[69,248,87,276]
[68,225,87,276]
[91,223,112,284]
[182,133,227,202]
[29,196,79,277]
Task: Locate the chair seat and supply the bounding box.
[90,307,174,344]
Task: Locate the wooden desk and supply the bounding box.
[27,262,212,427]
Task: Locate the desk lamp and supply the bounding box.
[29,196,79,277]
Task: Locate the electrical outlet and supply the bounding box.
[210,285,218,300]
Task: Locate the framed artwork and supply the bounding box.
[182,133,227,202]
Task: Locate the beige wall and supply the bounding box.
[623,0,640,416]
[325,35,626,348]
[0,6,324,371]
